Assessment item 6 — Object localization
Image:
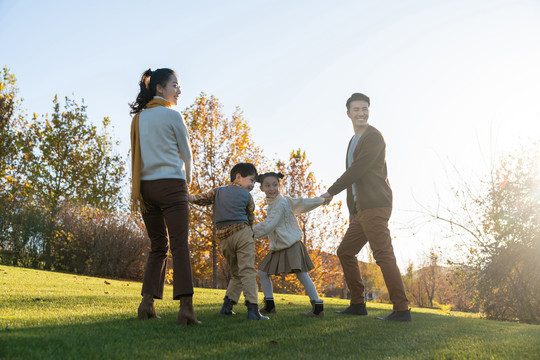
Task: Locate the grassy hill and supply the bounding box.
[1,265,538,359]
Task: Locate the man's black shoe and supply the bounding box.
[334,303,368,315]
[375,309,412,322]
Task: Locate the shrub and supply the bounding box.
[0,195,48,268]
[50,202,149,280]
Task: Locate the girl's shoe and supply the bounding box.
[300,300,324,318]
[260,297,276,314]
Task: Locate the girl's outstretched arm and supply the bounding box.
[287,196,325,215]
[253,200,286,238]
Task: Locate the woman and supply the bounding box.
[130,68,200,325]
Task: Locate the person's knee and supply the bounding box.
[149,246,169,258]
[337,246,353,259]
[373,248,397,265]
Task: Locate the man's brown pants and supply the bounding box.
[337,207,409,311]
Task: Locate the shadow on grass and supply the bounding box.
[3,305,540,360]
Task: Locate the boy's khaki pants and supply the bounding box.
[221,226,258,304]
[337,207,409,312]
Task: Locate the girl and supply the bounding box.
[253,172,326,317]
[130,68,200,325]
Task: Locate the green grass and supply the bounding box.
[1,265,539,360]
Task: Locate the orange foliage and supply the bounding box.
[182,93,268,288]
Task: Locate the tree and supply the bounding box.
[183,93,267,288]
[426,141,540,323]
[15,95,125,213]
[403,261,421,306]
[0,66,21,181]
[11,95,126,268]
[360,253,389,302]
[418,249,440,308]
[0,68,49,267]
[0,66,25,262]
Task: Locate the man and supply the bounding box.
[321,93,411,321]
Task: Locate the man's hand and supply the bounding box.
[321,192,333,205]
[187,193,194,203]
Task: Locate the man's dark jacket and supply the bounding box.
[327,125,392,214]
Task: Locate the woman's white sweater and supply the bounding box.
[139,104,192,183]
[253,194,324,251]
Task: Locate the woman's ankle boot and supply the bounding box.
[138,293,160,319]
[177,295,201,325]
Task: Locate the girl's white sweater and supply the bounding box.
[253,194,324,251]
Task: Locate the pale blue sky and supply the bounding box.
[2,0,540,267]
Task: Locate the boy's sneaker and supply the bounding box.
[219,296,236,315]
[246,302,269,320]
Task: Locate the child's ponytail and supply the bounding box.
[257,171,284,184]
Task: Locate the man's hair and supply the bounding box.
[346,93,370,112]
[230,162,258,182]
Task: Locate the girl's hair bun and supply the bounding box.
[257,171,285,184]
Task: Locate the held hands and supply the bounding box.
[187,193,194,203]
[320,192,333,205]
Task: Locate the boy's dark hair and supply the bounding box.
[346,93,370,112]
[230,163,258,182]
[257,172,284,184]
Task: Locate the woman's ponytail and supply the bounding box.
[129,68,176,115]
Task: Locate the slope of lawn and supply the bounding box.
[0,265,539,359]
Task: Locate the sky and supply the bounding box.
[2,0,540,268]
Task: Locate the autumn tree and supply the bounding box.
[443,265,479,312]
[418,249,440,308]
[426,141,540,323]
[403,261,421,306]
[360,253,388,302]
[183,93,267,288]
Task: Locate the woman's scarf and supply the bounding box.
[130,97,171,212]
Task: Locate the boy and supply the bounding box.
[189,163,269,320]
